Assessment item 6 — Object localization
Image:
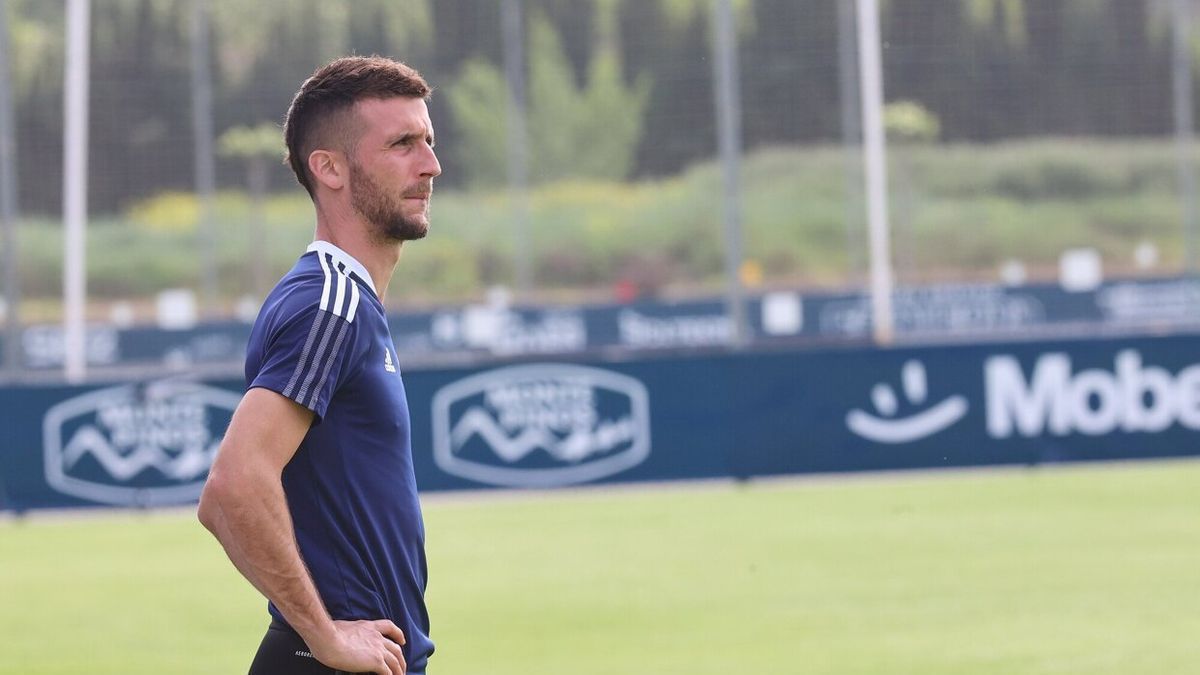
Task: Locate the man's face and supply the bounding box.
[347,97,442,243]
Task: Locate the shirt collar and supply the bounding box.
[306,240,377,296]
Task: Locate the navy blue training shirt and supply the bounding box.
[244,240,433,673]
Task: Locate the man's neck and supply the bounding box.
[313,221,402,302]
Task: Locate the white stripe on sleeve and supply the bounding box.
[332,264,347,317]
[317,252,333,311]
[346,277,361,324]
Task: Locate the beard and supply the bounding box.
[349,161,431,243]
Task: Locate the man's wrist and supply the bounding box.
[289,611,338,652]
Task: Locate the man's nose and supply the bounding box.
[421,144,441,179]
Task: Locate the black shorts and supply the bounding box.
[247,619,368,675]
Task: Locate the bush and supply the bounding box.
[9,137,1196,309]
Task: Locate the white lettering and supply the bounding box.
[1175,365,1200,429]
[1117,350,1175,433]
[618,309,732,348]
[1068,369,1120,435]
[985,354,1071,438]
[986,349,1200,438]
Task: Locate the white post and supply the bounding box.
[856,0,894,344]
[711,0,747,347]
[63,0,90,382]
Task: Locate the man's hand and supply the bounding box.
[309,619,407,675]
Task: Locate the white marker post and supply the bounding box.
[63,0,91,382]
[856,0,894,345]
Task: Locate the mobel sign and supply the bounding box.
[986,350,1200,438]
[842,348,1200,447]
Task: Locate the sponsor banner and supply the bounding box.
[2,332,1199,510]
[726,335,1200,477]
[408,358,731,491]
[399,307,588,357]
[430,364,651,488]
[12,277,1200,369]
[0,379,240,509]
[14,321,251,370]
[815,286,1048,337]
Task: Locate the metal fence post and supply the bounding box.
[711,0,747,348]
[192,0,218,314]
[502,0,533,298]
[0,0,21,376]
[1173,0,1198,276]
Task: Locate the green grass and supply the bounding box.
[2,460,1199,674]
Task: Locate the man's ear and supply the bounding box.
[308,149,346,192]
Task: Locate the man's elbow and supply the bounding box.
[196,470,227,534]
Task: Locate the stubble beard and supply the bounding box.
[350,162,431,244]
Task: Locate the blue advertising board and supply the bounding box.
[2,331,1199,511]
[8,276,1200,370]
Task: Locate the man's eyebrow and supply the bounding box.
[390,131,435,146]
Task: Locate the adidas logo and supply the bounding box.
[384,348,397,373]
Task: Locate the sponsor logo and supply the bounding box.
[431,307,587,356]
[384,347,397,373]
[846,360,969,444]
[819,286,1044,337]
[985,349,1200,437]
[1096,280,1200,324]
[846,349,1200,444]
[617,309,733,349]
[43,380,241,506]
[23,324,119,368]
[432,364,651,487]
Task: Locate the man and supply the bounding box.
[198,55,442,675]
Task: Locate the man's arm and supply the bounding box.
[197,387,407,675]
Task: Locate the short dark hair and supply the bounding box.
[283,55,431,198]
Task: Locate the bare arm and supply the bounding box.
[198,387,407,674]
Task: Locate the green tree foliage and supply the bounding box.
[884,101,941,144]
[444,59,510,187]
[0,0,1193,213]
[963,0,1027,46]
[447,11,650,188]
[216,122,282,160]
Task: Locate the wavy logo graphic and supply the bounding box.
[432,364,651,487]
[845,360,969,444]
[43,380,241,506]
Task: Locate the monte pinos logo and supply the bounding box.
[42,379,241,506]
[432,364,651,488]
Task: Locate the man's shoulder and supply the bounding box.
[266,256,323,308]
[265,253,367,326]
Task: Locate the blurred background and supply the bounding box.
[4,0,1200,379]
[4,4,1200,673]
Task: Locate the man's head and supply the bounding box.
[284,56,440,242]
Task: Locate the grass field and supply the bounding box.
[2,460,1198,674]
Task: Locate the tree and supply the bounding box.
[446,8,649,188]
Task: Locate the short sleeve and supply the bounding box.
[250,299,361,422]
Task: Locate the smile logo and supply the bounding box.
[845,360,969,444]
